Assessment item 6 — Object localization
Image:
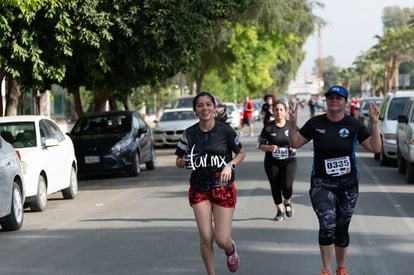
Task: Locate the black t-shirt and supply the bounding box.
[175,120,243,191]
[299,114,371,179]
[258,120,297,162]
[261,103,274,123]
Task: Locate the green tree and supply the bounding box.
[92,0,254,112]
[0,0,113,116]
[189,0,316,101]
[366,6,414,92]
[0,0,62,115]
[1,1,254,116]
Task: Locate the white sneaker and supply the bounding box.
[249,132,254,137]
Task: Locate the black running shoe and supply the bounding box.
[285,203,294,218]
[274,210,285,221]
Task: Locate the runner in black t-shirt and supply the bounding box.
[258,100,298,221]
[288,86,381,275]
[175,91,246,274]
[261,94,275,127]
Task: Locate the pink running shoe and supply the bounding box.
[226,240,239,272]
[320,269,332,275]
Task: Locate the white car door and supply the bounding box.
[0,138,12,216]
[39,120,73,194]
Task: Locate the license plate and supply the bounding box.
[85,156,100,164]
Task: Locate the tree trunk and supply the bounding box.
[195,73,204,94]
[391,53,399,89]
[5,78,20,116]
[370,76,376,97]
[108,97,117,110]
[34,90,40,115]
[0,68,5,116]
[384,60,392,93]
[72,87,83,118]
[123,95,131,111]
[94,90,107,112]
[0,80,3,117]
[36,90,50,116]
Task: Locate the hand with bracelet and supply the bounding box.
[220,162,235,184]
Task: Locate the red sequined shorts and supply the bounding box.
[189,183,237,208]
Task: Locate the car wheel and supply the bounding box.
[374,139,381,160]
[0,182,24,231]
[129,151,141,177]
[145,146,156,170]
[30,175,47,212]
[62,166,78,199]
[397,150,406,174]
[379,145,391,166]
[406,162,414,184]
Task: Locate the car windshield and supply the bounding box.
[72,114,131,135]
[171,96,222,109]
[226,105,236,113]
[0,122,37,148]
[160,111,196,122]
[361,99,382,112]
[387,97,410,120]
[171,98,194,108]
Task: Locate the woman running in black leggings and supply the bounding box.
[258,100,297,221]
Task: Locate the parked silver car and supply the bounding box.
[357,97,382,130]
[396,97,414,183]
[0,136,24,231]
[153,108,198,147]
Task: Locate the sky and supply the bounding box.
[298,0,413,77]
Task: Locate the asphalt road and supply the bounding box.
[1,109,414,275]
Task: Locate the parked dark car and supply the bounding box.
[69,111,156,178]
[0,136,24,231]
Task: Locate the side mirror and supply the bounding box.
[137,128,148,137]
[45,138,59,147]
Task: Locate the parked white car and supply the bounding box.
[0,116,78,211]
[0,136,25,231]
[251,99,263,121]
[377,90,414,165]
[224,102,241,130]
